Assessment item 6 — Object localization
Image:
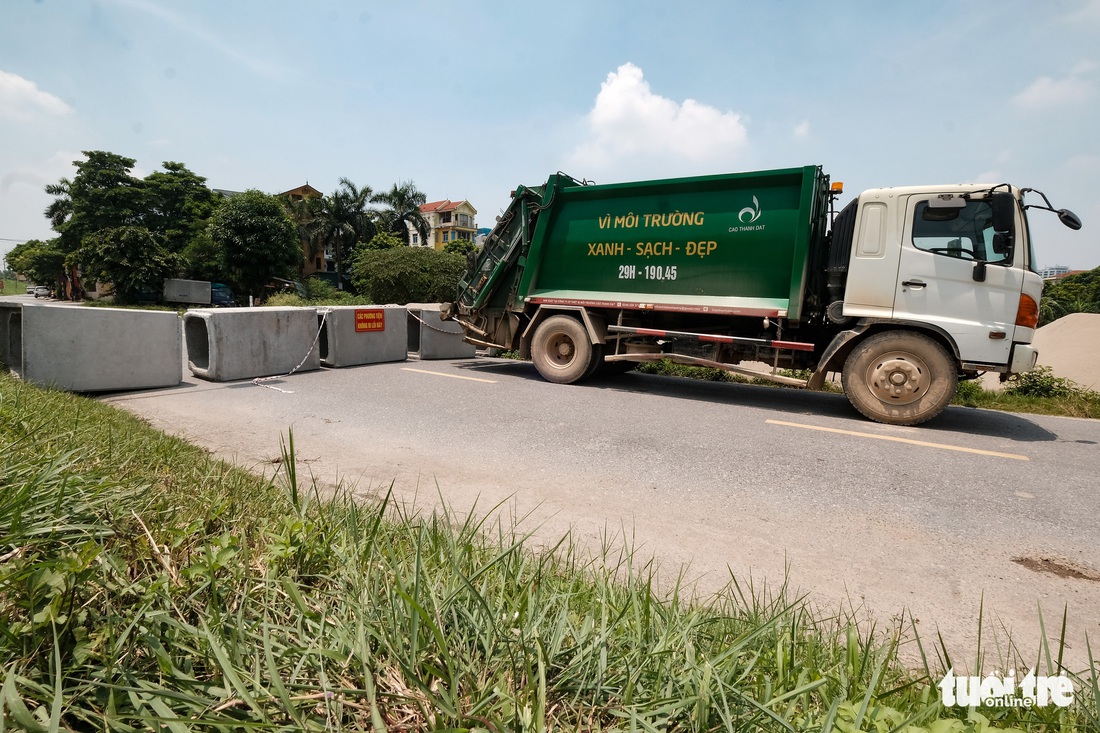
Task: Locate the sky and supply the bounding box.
[1,0,1098,271]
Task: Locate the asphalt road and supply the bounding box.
[102,354,1100,672]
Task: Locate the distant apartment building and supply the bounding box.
[1039,265,1072,280]
[279,184,326,276]
[417,200,477,250]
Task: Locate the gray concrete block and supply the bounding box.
[406,303,476,360]
[184,306,321,381]
[18,303,182,392]
[0,302,21,371]
[317,305,407,368]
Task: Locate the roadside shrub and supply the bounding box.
[953,379,987,405]
[351,246,465,305]
[264,292,307,307]
[1007,366,1080,399]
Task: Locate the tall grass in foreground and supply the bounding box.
[1,374,1097,731]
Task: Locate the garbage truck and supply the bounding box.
[441,166,1081,425]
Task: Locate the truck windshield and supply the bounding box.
[912,199,1011,265]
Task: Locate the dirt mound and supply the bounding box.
[1033,313,1100,390]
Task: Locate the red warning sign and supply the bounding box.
[354,309,385,332]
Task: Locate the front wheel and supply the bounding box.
[842,331,957,426]
[530,315,596,384]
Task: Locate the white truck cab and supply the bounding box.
[842,184,1049,374]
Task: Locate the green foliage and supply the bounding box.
[180,230,226,282]
[301,276,372,304]
[351,246,465,304]
[1006,365,1080,398]
[373,180,429,246]
[1039,267,1100,326]
[208,189,302,298]
[5,239,66,288]
[306,178,377,282]
[142,161,220,256]
[952,379,988,406]
[77,226,179,303]
[443,238,478,256]
[361,230,404,252]
[636,358,747,382]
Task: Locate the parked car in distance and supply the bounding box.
[26,284,35,293]
[33,285,51,298]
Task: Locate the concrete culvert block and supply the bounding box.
[18,303,182,392]
[0,302,23,372]
[184,306,321,381]
[406,303,477,360]
[316,305,407,367]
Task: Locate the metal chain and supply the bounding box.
[252,310,328,394]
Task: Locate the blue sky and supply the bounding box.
[2,0,1097,270]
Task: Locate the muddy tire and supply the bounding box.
[531,315,596,384]
[842,331,957,426]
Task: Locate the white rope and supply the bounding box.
[252,310,328,394]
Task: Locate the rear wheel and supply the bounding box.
[531,315,596,384]
[842,331,957,426]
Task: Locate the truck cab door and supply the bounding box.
[892,194,1023,365]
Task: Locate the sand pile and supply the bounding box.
[1031,312,1100,390]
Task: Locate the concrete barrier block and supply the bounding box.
[317,305,407,368]
[184,306,321,381]
[0,302,22,371]
[406,303,476,360]
[18,303,182,392]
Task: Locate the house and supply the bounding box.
[417,200,478,250]
[279,184,326,277]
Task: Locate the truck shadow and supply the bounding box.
[455,358,1059,443]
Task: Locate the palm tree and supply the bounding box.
[373,180,430,246]
[44,178,73,232]
[309,178,377,288]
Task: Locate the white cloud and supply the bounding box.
[0,70,73,121]
[793,120,811,140]
[568,63,748,173]
[1012,64,1096,109]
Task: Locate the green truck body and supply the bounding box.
[463,166,829,322]
[445,167,1080,425]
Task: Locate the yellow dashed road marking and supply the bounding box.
[766,420,1029,461]
[401,368,497,384]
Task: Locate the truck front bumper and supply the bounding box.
[1009,343,1039,374]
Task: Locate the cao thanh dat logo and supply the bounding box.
[938,668,1074,708]
[738,195,762,224]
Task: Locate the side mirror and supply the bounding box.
[991,191,1015,232]
[991,231,1013,256]
[1058,209,1083,231]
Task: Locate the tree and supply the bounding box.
[142,162,219,256]
[1039,267,1100,326]
[347,231,404,263]
[373,180,429,246]
[308,179,377,288]
[79,227,179,303]
[181,231,226,282]
[208,190,302,299]
[351,247,465,305]
[442,239,478,257]
[6,239,67,287]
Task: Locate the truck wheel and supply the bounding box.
[842,331,957,426]
[531,315,595,384]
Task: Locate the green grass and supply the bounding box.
[1,374,1098,730]
[1,278,27,296]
